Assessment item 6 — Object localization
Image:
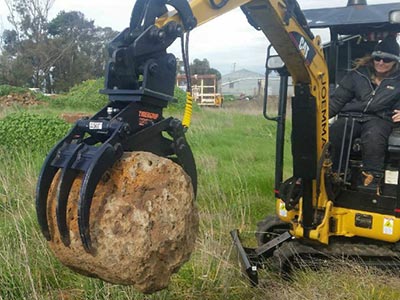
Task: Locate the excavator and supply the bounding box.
[35,0,400,286]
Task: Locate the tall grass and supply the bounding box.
[2,100,400,299]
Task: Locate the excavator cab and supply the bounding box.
[305,2,400,201]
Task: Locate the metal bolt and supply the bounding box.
[149,62,158,74]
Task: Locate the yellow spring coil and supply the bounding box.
[182,91,193,128]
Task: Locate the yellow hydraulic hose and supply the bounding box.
[182,91,193,128]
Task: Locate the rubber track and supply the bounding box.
[270,238,400,274]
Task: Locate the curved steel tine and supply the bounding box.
[56,169,79,247]
[78,144,121,253]
[175,141,197,196]
[36,145,64,240]
[36,124,83,241]
[169,119,197,196]
[56,169,79,246]
[56,144,84,246]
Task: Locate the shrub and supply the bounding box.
[0,112,71,152]
[222,94,235,102]
[49,78,108,111]
[0,85,29,96]
[166,87,200,116]
[47,78,198,116]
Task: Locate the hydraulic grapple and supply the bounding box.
[36,0,198,253]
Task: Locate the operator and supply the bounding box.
[329,34,400,188]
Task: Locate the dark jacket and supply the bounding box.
[329,66,400,121]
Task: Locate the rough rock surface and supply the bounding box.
[47,151,198,293]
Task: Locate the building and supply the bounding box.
[221,69,294,98]
[221,69,264,98]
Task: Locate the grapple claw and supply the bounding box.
[36,164,58,241]
[56,144,84,246]
[56,169,79,246]
[36,99,197,256]
[36,140,71,241]
[169,119,197,196]
[35,0,201,257]
[78,143,123,253]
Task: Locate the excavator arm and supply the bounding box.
[36,0,330,275]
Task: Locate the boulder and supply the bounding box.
[46,151,198,293]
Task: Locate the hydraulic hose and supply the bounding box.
[181,31,193,128]
[182,91,193,128]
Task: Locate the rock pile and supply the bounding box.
[0,93,45,107]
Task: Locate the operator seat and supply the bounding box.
[348,127,400,161]
[388,126,400,159]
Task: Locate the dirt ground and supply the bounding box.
[59,113,91,123]
[0,93,91,123]
[0,92,46,107]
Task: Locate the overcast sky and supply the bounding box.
[1,0,400,74]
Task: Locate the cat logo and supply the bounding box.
[289,31,316,65]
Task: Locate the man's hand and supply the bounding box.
[392,110,400,123]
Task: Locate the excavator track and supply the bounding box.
[254,215,400,278]
[266,236,400,276]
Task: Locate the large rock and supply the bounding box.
[46,151,198,293]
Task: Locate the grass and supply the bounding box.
[2,90,400,299]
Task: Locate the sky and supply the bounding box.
[1,0,400,75]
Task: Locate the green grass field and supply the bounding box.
[2,87,400,300]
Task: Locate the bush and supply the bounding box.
[47,78,198,116]
[167,87,200,116]
[0,85,31,96]
[0,112,71,152]
[49,78,108,111]
[222,95,235,102]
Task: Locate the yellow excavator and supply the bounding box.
[35,0,400,285]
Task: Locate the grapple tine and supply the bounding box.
[174,140,197,195]
[36,165,59,240]
[169,119,198,196]
[78,143,123,253]
[56,168,79,246]
[36,144,65,240]
[55,144,84,246]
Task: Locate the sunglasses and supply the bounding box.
[373,56,395,63]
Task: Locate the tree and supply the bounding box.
[47,11,116,91]
[5,0,54,42]
[1,29,18,54]
[190,58,221,80]
[0,2,118,92]
[2,0,55,89]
